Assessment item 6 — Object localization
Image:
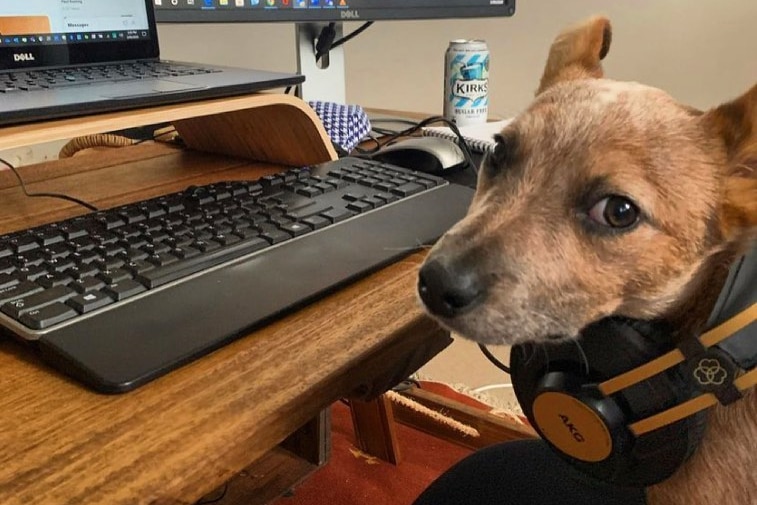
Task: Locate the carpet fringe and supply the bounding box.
[385,390,480,438]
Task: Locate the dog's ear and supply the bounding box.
[537,16,612,95]
[701,84,757,244]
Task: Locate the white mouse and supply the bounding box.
[372,137,467,174]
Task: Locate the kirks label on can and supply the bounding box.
[444,39,489,126]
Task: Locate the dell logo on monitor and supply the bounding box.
[340,10,360,19]
[13,53,36,62]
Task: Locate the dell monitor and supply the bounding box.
[155,1,516,103]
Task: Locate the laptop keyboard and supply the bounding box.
[0,61,221,93]
[0,157,474,392]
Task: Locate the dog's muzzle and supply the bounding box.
[418,258,485,318]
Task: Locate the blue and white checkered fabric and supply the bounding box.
[308,101,372,154]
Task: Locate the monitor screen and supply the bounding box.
[154,0,516,23]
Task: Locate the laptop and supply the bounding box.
[0,0,304,126]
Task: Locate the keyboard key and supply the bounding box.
[232,228,260,240]
[70,277,106,294]
[97,269,132,285]
[0,274,19,290]
[346,201,373,213]
[391,182,425,197]
[2,285,76,319]
[38,273,74,288]
[97,214,126,230]
[192,240,221,253]
[103,280,146,301]
[64,264,99,280]
[0,259,15,275]
[302,216,330,230]
[321,208,355,223]
[363,197,386,208]
[35,229,65,246]
[171,246,202,260]
[58,225,87,240]
[0,281,42,304]
[70,250,100,264]
[67,291,114,314]
[147,253,180,267]
[43,244,73,260]
[20,303,78,330]
[213,234,241,246]
[95,257,126,271]
[261,229,292,245]
[279,222,311,237]
[9,236,40,254]
[374,192,400,204]
[16,266,49,282]
[123,260,155,276]
[44,258,76,273]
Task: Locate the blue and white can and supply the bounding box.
[444,39,490,126]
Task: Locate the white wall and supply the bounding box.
[158,1,755,117]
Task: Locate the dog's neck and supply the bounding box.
[649,245,757,505]
[664,248,739,341]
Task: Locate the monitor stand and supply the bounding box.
[295,22,347,105]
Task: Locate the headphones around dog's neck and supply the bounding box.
[510,244,757,487]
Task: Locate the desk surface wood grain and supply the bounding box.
[0,144,444,505]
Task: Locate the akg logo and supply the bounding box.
[13,53,36,62]
[559,414,585,443]
[340,9,360,19]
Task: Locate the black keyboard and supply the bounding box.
[0,157,473,393]
[0,61,220,93]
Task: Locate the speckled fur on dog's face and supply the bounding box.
[419,17,757,346]
[428,79,723,345]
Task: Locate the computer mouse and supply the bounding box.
[372,137,467,175]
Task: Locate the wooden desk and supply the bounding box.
[0,139,450,504]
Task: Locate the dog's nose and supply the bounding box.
[418,258,484,318]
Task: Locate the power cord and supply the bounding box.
[0,156,99,212]
[315,22,374,63]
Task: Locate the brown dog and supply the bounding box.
[418,16,756,505]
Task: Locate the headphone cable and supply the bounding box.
[479,343,511,374]
[0,155,99,212]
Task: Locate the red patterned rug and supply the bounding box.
[273,382,505,505]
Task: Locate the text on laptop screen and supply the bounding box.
[0,0,150,46]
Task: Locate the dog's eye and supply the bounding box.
[588,196,640,228]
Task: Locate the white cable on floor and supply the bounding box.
[473,384,514,393]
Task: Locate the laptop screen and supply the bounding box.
[0,0,159,71]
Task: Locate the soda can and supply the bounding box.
[444,40,490,126]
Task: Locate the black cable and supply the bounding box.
[314,22,337,63]
[479,344,511,374]
[315,21,374,62]
[330,21,374,51]
[0,156,99,212]
[370,118,425,128]
[357,115,478,174]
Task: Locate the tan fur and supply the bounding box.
[420,16,757,504]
